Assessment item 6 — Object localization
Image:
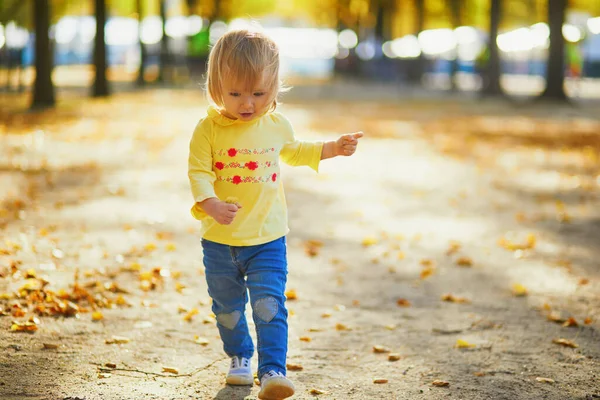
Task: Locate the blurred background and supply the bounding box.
[1,0,600,106]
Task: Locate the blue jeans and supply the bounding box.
[201,236,288,380]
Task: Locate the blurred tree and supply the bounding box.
[481,0,502,96]
[540,0,568,100]
[448,0,461,90]
[93,0,109,96]
[157,0,169,83]
[31,0,55,109]
[136,0,147,86]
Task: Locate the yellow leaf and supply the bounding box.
[455,257,473,267]
[194,336,210,346]
[183,308,199,322]
[388,353,401,361]
[162,367,179,374]
[105,336,130,344]
[455,339,476,349]
[299,336,312,342]
[310,389,327,395]
[511,283,528,297]
[92,311,104,321]
[144,243,157,252]
[373,378,388,384]
[536,377,555,383]
[175,282,186,293]
[420,266,435,279]
[373,345,390,353]
[165,243,177,251]
[441,294,470,303]
[562,317,578,327]
[432,380,450,387]
[335,323,351,331]
[361,236,378,247]
[43,343,59,349]
[286,363,303,371]
[552,338,578,348]
[285,289,298,300]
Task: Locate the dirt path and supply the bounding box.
[1,89,599,400]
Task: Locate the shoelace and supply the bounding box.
[231,357,250,369]
[265,370,284,378]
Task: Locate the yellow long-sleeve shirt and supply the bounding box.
[188,106,324,246]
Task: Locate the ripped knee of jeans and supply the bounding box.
[253,296,278,323]
[216,310,241,330]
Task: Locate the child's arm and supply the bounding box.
[321,132,364,160]
[188,123,241,225]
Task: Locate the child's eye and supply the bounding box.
[229,92,240,97]
[253,92,265,97]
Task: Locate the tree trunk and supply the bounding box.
[540,0,568,100]
[448,0,461,91]
[413,0,426,84]
[92,0,109,97]
[136,0,146,86]
[31,0,55,109]
[158,0,169,83]
[482,0,502,96]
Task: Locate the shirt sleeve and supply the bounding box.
[278,114,324,172]
[188,119,217,219]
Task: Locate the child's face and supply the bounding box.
[220,74,273,121]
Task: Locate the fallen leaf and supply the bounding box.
[175,282,186,293]
[373,378,388,384]
[105,363,117,369]
[455,339,476,349]
[285,289,298,300]
[473,371,486,377]
[105,336,130,344]
[552,338,578,348]
[455,257,473,267]
[194,336,210,346]
[432,380,450,387]
[536,377,555,383]
[335,323,351,331]
[373,345,390,353]
[310,388,327,395]
[92,311,104,321]
[584,317,593,325]
[420,266,436,279]
[42,343,58,349]
[321,312,332,318]
[562,317,578,327]
[441,294,470,303]
[299,336,312,342]
[384,324,396,330]
[446,241,461,255]
[162,367,179,374]
[388,353,401,361]
[396,298,411,307]
[511,283,528,297]
[98,373,112,379]
[303,240,323,257]
[165,243,177,251]
[286,363,303,371]
[361,236,378,247]
[183,308,199,322]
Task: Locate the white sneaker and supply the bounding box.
[258,370,295,400]
[226,356,253,385]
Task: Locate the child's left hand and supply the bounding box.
[335,132,364,156]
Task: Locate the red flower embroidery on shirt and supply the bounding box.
[228,148,237,157]
[272,173,277,182]
[246,161,258,171]
[215,162,224,170]
[232,175,242,184]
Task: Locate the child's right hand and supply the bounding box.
[200,198,241,225]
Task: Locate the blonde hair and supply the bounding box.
[206,29,282,112]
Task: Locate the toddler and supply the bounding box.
[188,29,363,399]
